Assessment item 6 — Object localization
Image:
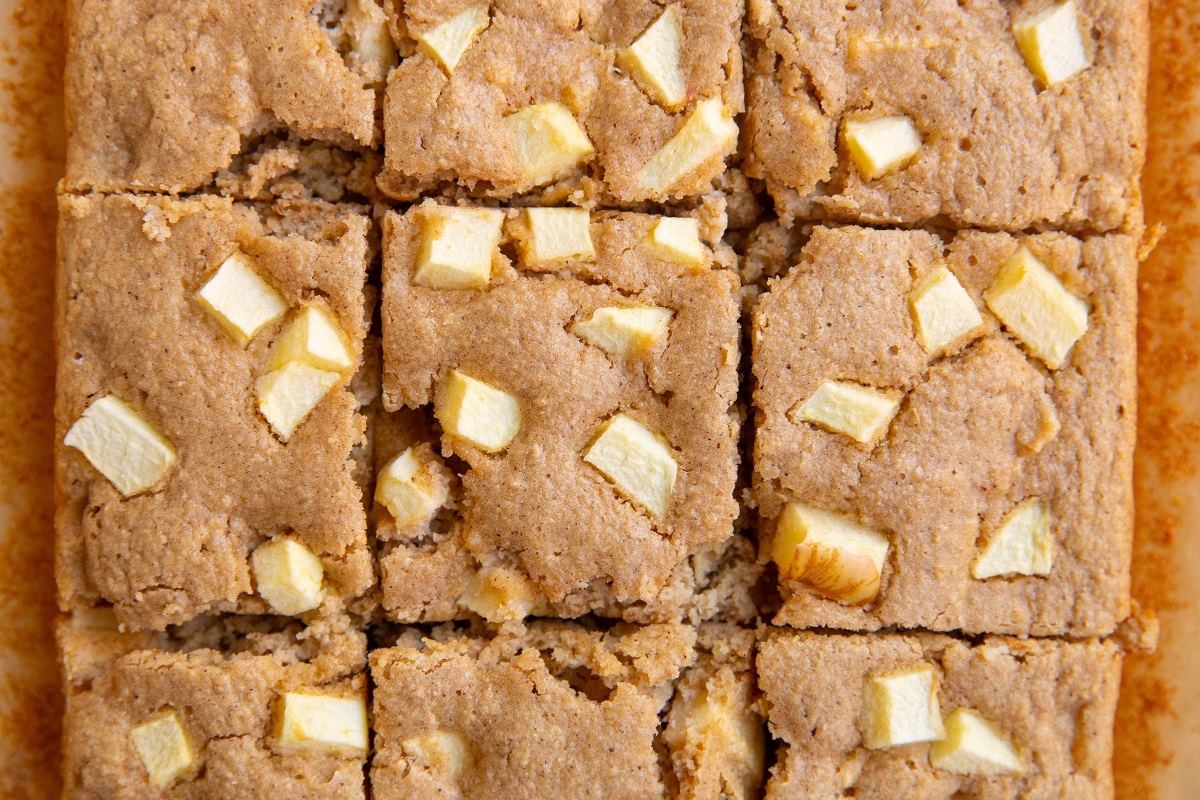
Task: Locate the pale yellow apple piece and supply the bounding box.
[505,103,595,186]
[637,97,738,193]
[930,708,1024,775]
[131,711,196,788]
[972,498,1053,579]
[645,217,705,266]
[251,537,325,615]
[255,361,340,441]
[836,749,869,790]
[584,413,677,518]
[278,691,369,755]
[194,252,289,346]
[793,380,900,444]
[845,116,923,180]
[1013,1,1090,87]
[402,731,471,779]
[617,5,687,110]
[769,502,890,605]
[863,665,946,749]
[909,267,984,354]
[572,306,673,356]
[666,686,766,792]
[984,246,1088,369]
[414,206,505,291]
[417,3,490,74]
[344,0,398,84]
[458,565,537,622]
[64,395,176,497]
[376,447,449,526]
[438,369,521,453]
[523,207,595,265]
[268,305,355,373]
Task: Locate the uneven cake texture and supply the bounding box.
[370,621,762,800]
[56,194,373,630]
[63,0,393,194]
[377,203,757,624]
[380,0,744,204]
[743,0,1148,232]
[757,632,1122,800]
[752,226,1136,636]
[52,0,1150,796]
[60,614,369,800]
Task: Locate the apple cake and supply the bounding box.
[370,621,761,800]
[757,630,1121,799]
[742,0,1148,233]
[55,194,374,631]
[751,225,1136,636]
[59,612,369,799]
[379,0,744,205]
[63,0,392,195]
[376,202,761,624]
[52,0,1148,796]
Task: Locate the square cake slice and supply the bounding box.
[378,203,760,625]
[60,612,369,800]
[379,0,743,205]
[370,621,763,800]
[63,0,393,194]
[56,195,374,631]
[743,0,1147,233]
[757,631,1121,799]
[751,225,1135,636]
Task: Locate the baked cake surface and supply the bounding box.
[60,614,369,799]
[63,0,392,194]
[56,194,374,631]
[378,203,758,624]
[380,0,744,204]
[743,0,1148,233]
[757,630,1121,799]
[370,621,762,800]
[752,225,1135,636]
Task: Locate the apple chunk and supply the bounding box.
[930,708,1024,775]
[584,413,678,518]
[972,498,1053,579]
[617,5,687,110]
[268,305,354,373]
[64,395,176,497]
[863,665,945,749]
[277,691,369,755]
[637,97,738,194]
[644,217,706,267]
[458,565,537,622]
[792,380,900,444]
[255,361,340,441]
[402,731,471,779]
[505,103,595,187]
[984,245,1088,369]
[194,251,288,346]
[251,537,324,615]
[131,711,197,788]
[572,306,673,356]
[845,116,922,180]
[417,3,490,74]
[909,267,984,354]
[437,369,522,453]
[522,207,595,266]
[414,206,505,291]
[769,502,889,605]
[1013,1,1090,88]
[376,446,450,528]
